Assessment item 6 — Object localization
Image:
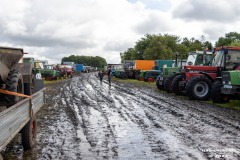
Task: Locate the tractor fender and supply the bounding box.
[199,72,214,82]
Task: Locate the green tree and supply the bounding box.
[61,55,107,69]
[215,32,240,47]
[230,41,240,46]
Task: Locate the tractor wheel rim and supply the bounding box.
[194,82,209,97]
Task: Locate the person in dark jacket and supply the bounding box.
[98,70,104,83]
[107,66,112,84]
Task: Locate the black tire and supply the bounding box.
[186,76,212,100]
[156,76,164,90]
[156,82,164,90]
[164,75,176,93]
[24,74,34,95]
[21,116,37,150]
[128,71,134,78]
[134,71,140,79]
[211,80,229,103]
[5,70,24,107]
[172,75,185,95]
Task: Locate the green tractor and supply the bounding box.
[23,57,44,94]
[212,57,240,103]
[41,65,61,81]
[144,70,162,82]
[138,70,148,81]
[114,70,128,79]
[155,54,187,91]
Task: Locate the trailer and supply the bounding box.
[0,47,45,158]
[0,88,45,155]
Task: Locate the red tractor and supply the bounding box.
[172,47,240,100]
[57,65,73,78]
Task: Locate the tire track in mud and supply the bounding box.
[79,74,206,159]
[91,74,239,159]
[65,74,119,159]
[110,81,240,159]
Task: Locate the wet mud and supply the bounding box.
[1,73,240,160]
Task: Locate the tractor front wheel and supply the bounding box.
[211,80,229,103]
[164,75,175,93]
[172,75,185,95]
[186,76,212,100]
[156,80,164,90]
[5,70,24,107]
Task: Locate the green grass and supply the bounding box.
[113,77,240,110]
[112,77,156,88]
[206,100,240,110]
[44,78,66,85]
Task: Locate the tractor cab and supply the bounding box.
[186,51,212,66]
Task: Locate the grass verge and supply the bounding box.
[206,100,240,110]
[112,77,240,110]
[44,78,68,86]
[112,77,156,88]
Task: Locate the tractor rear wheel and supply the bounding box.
[172,75,185,95]
[21,116,37,150]
[5,70,24,107]
[186,76,212,100]
[211,80,229,103]
[148,77,154,83]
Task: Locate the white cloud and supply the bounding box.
[0,0,239,64]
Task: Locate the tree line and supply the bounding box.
[120,32,240,62]
[61,55,107,68]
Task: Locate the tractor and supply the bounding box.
[173,47,240,100]
[170,50,213,95]
[0,47,44,106]
[138,70,148,81]
[144,70,162,82]
[211,51,240,103]
[41,64,61,81]
[0,47,45,152]
[114,70,128,79]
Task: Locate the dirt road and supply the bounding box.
[2,73,240,159]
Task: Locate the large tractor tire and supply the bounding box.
[186,76,212,100]
[127,71,134,79]
[24,74,34,95]
[164,75,176,93]
[5,70,24,107]
[156,80,164,90]
[211,80,229,103]
[172,75,185,95]
[21,116,37,150]
[148,77,154,83]
[134,71,140,79]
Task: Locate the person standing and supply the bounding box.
[107,66,112,84]
[98,70,104,83]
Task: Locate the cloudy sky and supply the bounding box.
[0,0,239,64]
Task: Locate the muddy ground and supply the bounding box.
[1,73,240,160]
